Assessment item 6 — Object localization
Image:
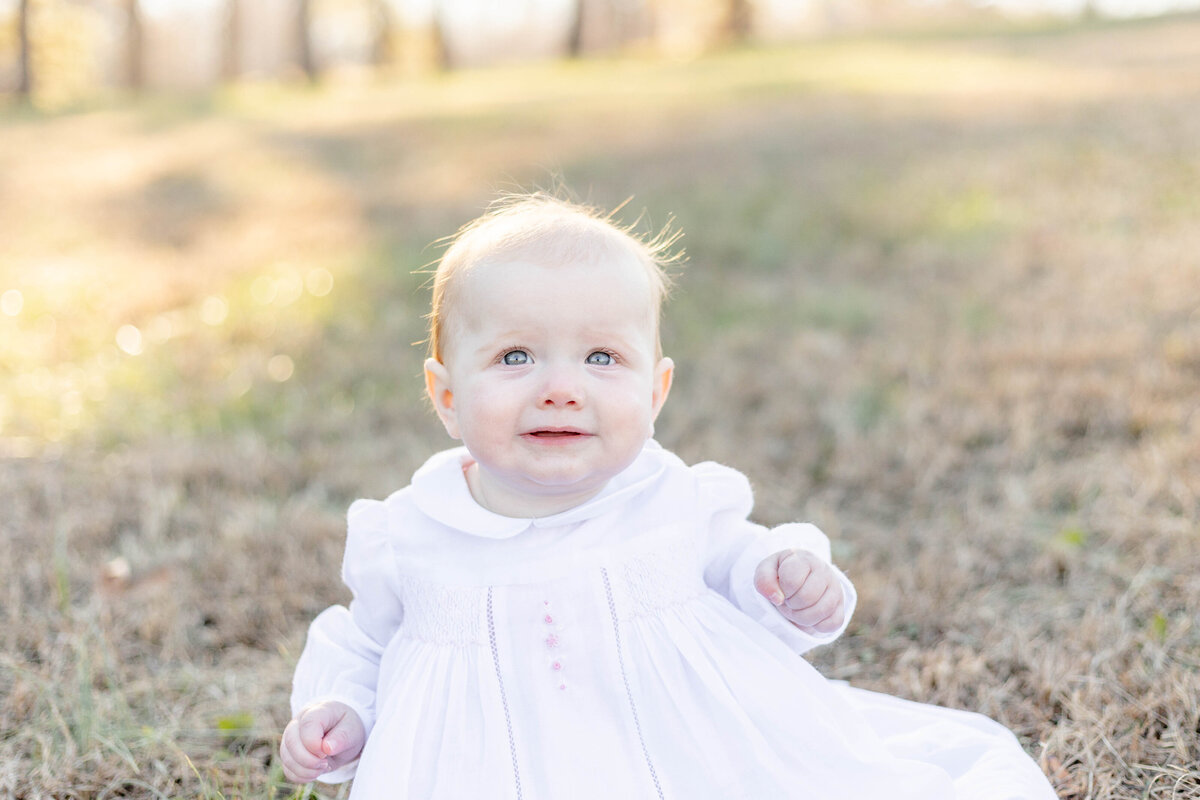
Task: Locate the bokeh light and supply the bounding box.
[115,325,144,356]
[266,354,295,383]
[201,296,229,326]
[1,289,23,316]
[306,268,335,297]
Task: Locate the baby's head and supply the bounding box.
[422,194,680,517]
[427,194,675,364]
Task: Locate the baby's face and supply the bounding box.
[424,252,673,518]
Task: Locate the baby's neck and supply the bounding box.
[463,461,605,519]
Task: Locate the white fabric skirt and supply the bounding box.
[345,591,1055,800]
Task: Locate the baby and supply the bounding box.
[280,194,1057,798]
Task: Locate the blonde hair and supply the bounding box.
[427,193,681,362]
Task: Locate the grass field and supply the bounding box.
[2,14,1199,798]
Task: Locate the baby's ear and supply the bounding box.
[650,357,674,420]
[424,358,461,439]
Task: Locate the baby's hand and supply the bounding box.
[279,700,366,784]
[754,549,846,635]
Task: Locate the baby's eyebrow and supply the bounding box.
[477,342,525,359]
[581,330,649,351]
[471,328,535,350]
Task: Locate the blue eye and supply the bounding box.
[502,350,530,366]
[586,351,613,366]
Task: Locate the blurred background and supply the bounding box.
[2,1,1199,798]
[4,0,1200,105]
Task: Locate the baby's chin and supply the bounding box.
[523,450,647,490]
[508,469,617,498]
[472,462,635,517]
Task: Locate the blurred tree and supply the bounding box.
[567,0,652,56]
[17,0,32,100]
[724,0,752,40]
[370,0,394,66]
[431,1,451,70]
[296,0,317,81]
[222,0,242,80]
[566,0,588,56]
[125,0,143,89]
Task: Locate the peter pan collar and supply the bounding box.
[409,441,670,539]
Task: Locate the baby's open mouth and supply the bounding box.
[527,430,586,438]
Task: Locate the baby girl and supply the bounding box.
[279,194,1057,799]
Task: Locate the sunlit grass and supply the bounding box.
[1,256,355,450]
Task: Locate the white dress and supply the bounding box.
[291,441,1057,799]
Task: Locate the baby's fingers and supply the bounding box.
[320,710,366,767]
[755,550,847,633]
[753,550,800,606]
[279,719,330,783]
[777,551,825,611]
[793,584,846,633]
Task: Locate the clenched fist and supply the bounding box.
[753,549,846,635]
[279,700,366,784]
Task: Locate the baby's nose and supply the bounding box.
[539,367,583,406]
[542,394,579,407]
[541,386,581,406]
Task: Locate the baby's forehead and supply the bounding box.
[440,254,659,353]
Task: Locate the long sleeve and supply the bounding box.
[290,498,404,782]
[693,461,857,656]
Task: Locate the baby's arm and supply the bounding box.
[753,549,846,635]
[695,461,856,653]
[283,498,402,783]
[280,700,366,783]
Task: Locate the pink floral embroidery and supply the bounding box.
[542,600,567,690]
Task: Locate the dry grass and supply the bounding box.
[2,15,1199,799]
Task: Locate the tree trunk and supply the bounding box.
[566,0,586,57]
[725,0,753,41]
[222,0,242,81]
[296,0,317,82]
[370,0,394,67]
[16,0,32,101]
[430,2,452,70]
[126,0,144,90]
